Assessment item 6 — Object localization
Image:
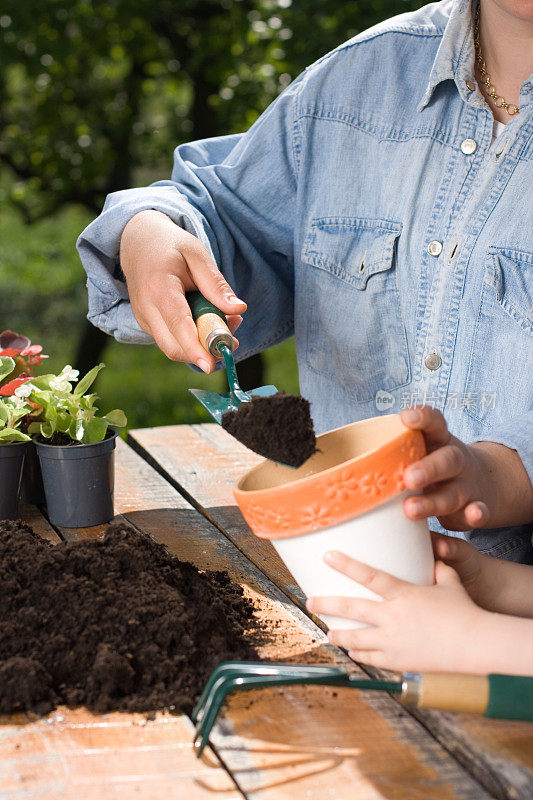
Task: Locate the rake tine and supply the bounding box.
[192,662,307,723]
[194,669,350,757]
[193,662,346,724]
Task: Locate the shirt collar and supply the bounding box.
[418,0,480,112]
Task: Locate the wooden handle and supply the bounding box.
[418,674,490,715]
[196,312,232,355]
[185,290,233,357]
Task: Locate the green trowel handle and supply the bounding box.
[407,673,533,721]
[187,291,226,322]
[186,290,233,358]
[486,674,533,721]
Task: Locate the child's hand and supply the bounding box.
[400,406,489,530]
[306,551,485,673]
[431,532,493,609]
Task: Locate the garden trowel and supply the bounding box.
[187,290,278,422]
[186,291,316,467]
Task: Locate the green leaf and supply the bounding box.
[0,357,16,383]
[0,428,31,442]
[40,421,55,439]
[74,363,105,397]
[81,417,109,444]
[103,409,127,428]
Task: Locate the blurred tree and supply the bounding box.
[0,0,420,376]
[0,0,420,220]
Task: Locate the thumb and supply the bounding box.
[180,236,247,316]
[434,560,461,586]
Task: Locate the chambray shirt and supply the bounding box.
[78,0,533,559]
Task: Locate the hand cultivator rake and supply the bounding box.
[192,661,533,756]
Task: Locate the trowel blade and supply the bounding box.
[189,385,278,424]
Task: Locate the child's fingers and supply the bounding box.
[306,595,383,625]
[404,444,464,490]
[322,551,409,600]
[464,501,489,527]
[404,481,468,520]
[400,406,450,448]
[327,624,382,651]
[434,561,462,585]
[348,650,387,668]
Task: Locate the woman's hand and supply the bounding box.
[120,209,247,372]
[306,551,486,673]
[400,406,490,530]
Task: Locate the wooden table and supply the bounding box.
[2,424,533,800]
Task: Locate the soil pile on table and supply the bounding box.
[221,392,317,467]
[0,520,259,716]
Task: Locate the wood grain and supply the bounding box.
[128,423,533,800]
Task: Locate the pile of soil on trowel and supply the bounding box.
[221,392,317,468]
[0,520,260,716]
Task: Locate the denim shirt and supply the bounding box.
[78,0,533,558]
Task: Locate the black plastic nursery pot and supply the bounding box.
[0,441,29,520]
[36,430,118,527]
[20,440,46,505]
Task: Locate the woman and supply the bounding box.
[78,0,533,558]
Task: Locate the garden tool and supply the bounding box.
[187,291,316,467]
[187,291,278,423]
[192,661,533,756]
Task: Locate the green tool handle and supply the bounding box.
[186,290,233,358]
[404,673,533,721]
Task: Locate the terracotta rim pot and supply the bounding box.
[234,414,434,629]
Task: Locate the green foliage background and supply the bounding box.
[0,0,421,429]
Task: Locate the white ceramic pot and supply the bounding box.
[234,414,434,629]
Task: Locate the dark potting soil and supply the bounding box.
[221,392,317,468]
[0,520,260,717]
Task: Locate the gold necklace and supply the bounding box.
[473,4,520,116]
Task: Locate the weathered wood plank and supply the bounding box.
[0,707,243,800]
[127,424,304,603]
[58,435,491,800]
[129,424,533,800]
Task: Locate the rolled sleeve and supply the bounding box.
[77,75,304,349]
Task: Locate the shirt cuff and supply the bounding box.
[76,186,216,343]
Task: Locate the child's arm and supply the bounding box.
[307,551,533,675]
[433,533,533,618]
[400,407,533,530]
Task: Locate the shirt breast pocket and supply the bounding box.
[301,217,410,404]
[464,247,533,424]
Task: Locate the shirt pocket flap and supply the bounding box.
[487,247,533,335]
[302,218,402,289]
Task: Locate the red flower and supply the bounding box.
[0,376,31,396]
[0,348,21,358]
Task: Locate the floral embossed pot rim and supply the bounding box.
[234,413,426,539]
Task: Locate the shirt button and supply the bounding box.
[461,138,477,155]
[427,240,443,257]
[424,352,442,371]
[466,80,475,91]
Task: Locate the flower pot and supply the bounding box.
[234,414,434,629]
[0,441,29,520]
[20,441,46,506]
[36,431,118,527]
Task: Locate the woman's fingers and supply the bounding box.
[322,551,409,600]
[403,444,465,490]
[306,595,383,625]
[403,481,469,521]
[400,406,451,449]
[178,231,247,316]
